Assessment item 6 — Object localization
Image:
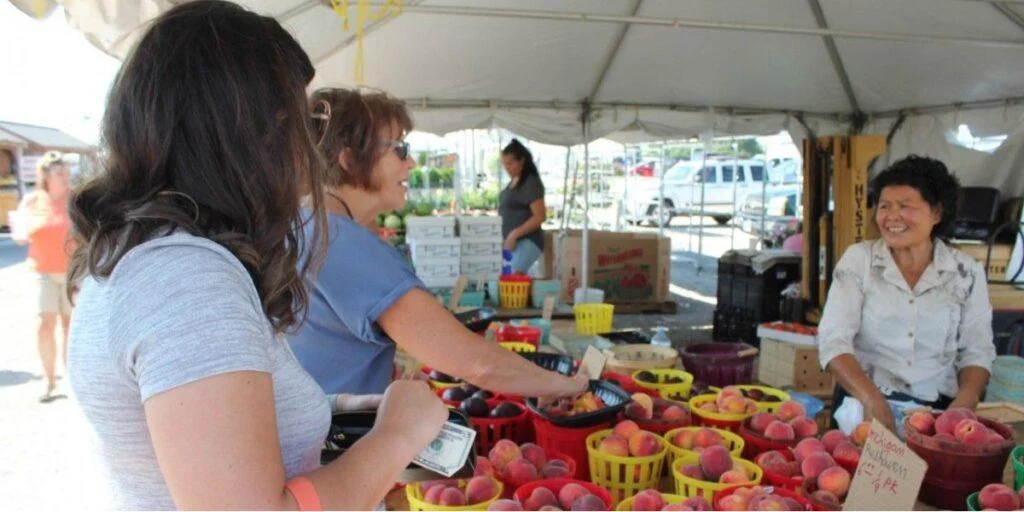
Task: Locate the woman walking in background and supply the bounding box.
[499,139,547,274]
[14,151,72,402]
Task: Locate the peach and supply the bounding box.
[933,432,957,444]
[570,495,605,511]
[935,408,976,436]
[784,461,802,478]
[753,495,787,511]
[988,431,1007,444]
[679,463,705,480]
[800,452,836,480]
[663,405,687,422]
[764,420,796,441]
[817,466,852,499]
[629,431,663,457]
[754,450,790,475]
[810,490,840,508]
[820,430,849,454]
[672,429,697,449]
[475,456,495,477]
[716,495,750,511]
[599,434,630,457]
[538,507,562,512]
[693,428,724,449]
[907,411,936,435]
[789,417,819,439]
[955,419,990,444]
[487,499,524,511]
[749,412,779,434]
[557,483,590,509]
[698,445,733,481]
[632,490,665,511]
[466,476,499,504]
[625,403,654,420]
[699,401,718,413]
[781,497,804,511]
[540,463,571,479]
[523,487,560,511]
[633,393,655,415]
[614,420,641,439]
[850,422,871,447]
[661,505,689,511]
[979,483,1021,511]
[832,441,861,467]
[680,496,712,511]
[520,443,548,471]
[777,401,807,422]
[793,437,826,462]
[719,469,751,484]
[503,458,539,488]
[716,387,744,408]
[488,439,523,472]
[423,483,447,505]
[721,395,749,414]
[745,400,760,414]
[439,487,467,507]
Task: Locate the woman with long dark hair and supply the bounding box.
[66,2,446,509]
[499,139,547,273]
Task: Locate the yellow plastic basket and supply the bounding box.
[406,477,504,511]
[687,394,755,432]
[662,426,745,471]
[631,368,695,395]
[428,379,463,391]
[498,341,537,353]
[670,453,763,501]
[574,303,614,335]
[616,493,690,511]
[729,385,791,413]
[586,429,669,505]
[499,281,530,309]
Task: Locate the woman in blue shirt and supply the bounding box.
[290,88,586,401]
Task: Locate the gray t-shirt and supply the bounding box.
[68,233,330,510]
[499,173,545,250]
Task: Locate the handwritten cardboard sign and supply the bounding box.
[843,419,927,511]
[578,345,607,381]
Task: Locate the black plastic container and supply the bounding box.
[519,352,576,376]
[453,307,496,333]
[525,379,630,428]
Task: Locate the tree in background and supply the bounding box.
[417,152,428,167]
[737,138,764,158]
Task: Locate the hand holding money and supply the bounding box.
[374,380,448,449]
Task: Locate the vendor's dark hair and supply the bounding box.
[502,139,540,189]
[67,0,328,334]
[871,155,960,239]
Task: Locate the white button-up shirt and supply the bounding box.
[817,239,996,402]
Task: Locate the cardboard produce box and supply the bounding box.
[543,229,671,304]
[950,241,1013,280]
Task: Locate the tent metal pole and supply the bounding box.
[622,143,630,232]
[378,3,1024,49]
[658,143,666,238]
[582,107,591,294]
[730,137,738,251]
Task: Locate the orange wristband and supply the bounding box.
[285,476,323,511]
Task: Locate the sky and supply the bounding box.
[0,3,120,144]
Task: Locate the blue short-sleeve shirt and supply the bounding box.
[289,213,424,394]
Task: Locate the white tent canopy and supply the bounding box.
[49,0,1024,193]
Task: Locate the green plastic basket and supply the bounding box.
[967,491,980,511]
[1013,445,1024,492]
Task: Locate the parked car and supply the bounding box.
[621,158,774,227]
[737,186,802,241]
[629,159,657,177]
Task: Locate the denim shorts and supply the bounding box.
[510,239,542,274]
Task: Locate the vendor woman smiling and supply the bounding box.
[817,155,996,433]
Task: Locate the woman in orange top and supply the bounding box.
[15,151,72,402]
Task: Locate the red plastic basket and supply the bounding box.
[755,449,805,492]
[471,402,532,455]
[495,324,542,349]
[802,480,843,511]
[739,422,799,460]
[434,388,501,409]
[713,485,812,511]
[513,478,613,511]
[494,450,577,498]
[600,370,643,394]
[620,398,691,435]
[530,413,612,481]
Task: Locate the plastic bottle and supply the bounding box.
[651,326,671,348]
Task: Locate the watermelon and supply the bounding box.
[383,214,403,229]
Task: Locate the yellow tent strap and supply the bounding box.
[328,0,404,85]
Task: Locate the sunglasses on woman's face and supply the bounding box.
[383,140,410,161]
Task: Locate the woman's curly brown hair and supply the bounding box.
[66,0,328,334]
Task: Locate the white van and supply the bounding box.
[622,158,772,227]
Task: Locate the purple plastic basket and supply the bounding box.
[680,342,758,387]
